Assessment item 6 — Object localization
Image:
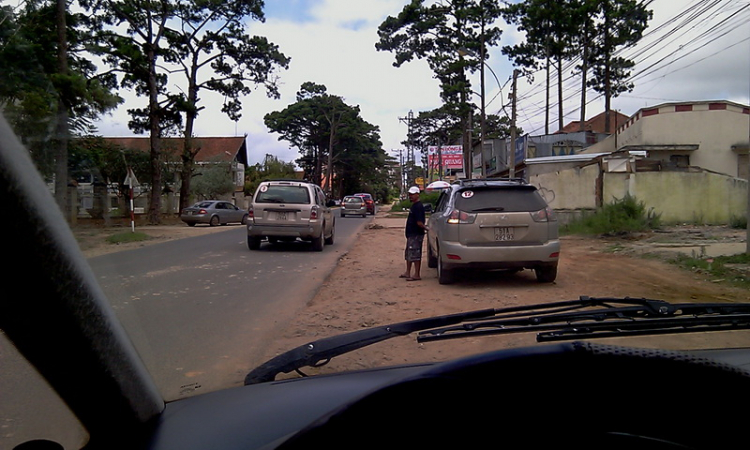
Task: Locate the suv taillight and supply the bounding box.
[530,207,556,222]
[247,206,254,220]
[447,209,476,224]
[310,205,319,220]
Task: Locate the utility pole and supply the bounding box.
[479,33,486,178]
[509,69,519,179]
[399,110,415,185]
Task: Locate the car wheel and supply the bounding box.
[325,223,335,245]
[268,237,278,244]
[209,215,220,227]
[186,222,196,227]
[438,251,454,285]
[427,242,437,268]
[312,230,325,252]
[241,214,248,225]
[247,236,261,250]
[535,264,558,283]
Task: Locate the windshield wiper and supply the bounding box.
[245,297,750,384]
[244,308,498,384]
[418,296,750,343]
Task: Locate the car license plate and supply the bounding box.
[276,212,287,221]
[494,227,513,241]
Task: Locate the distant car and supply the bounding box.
[180,200,248,227]
[353,193,375,215]
[340,196,367,218]
[247,179,335,251]
[426,178,560,284]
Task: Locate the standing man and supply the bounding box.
[400,186,427,281]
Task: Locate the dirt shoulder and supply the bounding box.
[256,208,750,378]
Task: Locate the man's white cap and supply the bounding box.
[408,186,420,194]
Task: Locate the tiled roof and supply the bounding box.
[102,136,248,165]
[556,110,630,134]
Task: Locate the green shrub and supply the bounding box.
[561,194,661,235]
[395,191,441,212]
[729,214,748,229]
[668,252,750,289]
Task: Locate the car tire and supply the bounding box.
[325,224,335,245]
[534,264,557,283]
[186,222,196,227]
[241,214,248,225]
[437,252,454,285]
[312,231,325,252]
[535,264,558,283]
[247,236,261,250]
[427,242,438,269]
[209,215,220,227]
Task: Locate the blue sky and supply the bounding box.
[93,0,750,167]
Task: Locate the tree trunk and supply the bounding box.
[147,43,162,224]
[54,0,70,221]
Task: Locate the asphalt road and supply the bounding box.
[89,214,370,400]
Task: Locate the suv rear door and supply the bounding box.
[452,186,552,246]
[253,182,313,226]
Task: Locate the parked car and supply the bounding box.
[247,179,335,251]
[340,195,367,217]
[426,178,560,284]
[180,200,248,227]
[352,193,375,215]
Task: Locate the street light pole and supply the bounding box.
[479,38,486,178]
[509,69,519,179]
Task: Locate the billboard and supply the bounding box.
[427,145,464,172]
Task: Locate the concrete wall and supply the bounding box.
[530,166,748,225]
[611,102,749,177]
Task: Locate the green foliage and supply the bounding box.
[264,82,388,198]
[0,2,121,177]
[729,215,748,230]
[561,195,661,235]
[377,0,503,108]
[106,231,151,244]
[394,191,440,213]
[190,157,235,200]
[244,154,297,196]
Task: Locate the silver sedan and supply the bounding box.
[180,200,248,226]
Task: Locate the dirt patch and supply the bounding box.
[253,212,750,378]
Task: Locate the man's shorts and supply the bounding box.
[404,235,424,262]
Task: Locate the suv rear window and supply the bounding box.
[255,185,310,204]
[455,187,547,212]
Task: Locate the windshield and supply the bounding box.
[2,1,749,449]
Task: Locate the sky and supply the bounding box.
[92,0,750,167]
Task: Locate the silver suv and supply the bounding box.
[247,179,335,251]
[426,178,560,284]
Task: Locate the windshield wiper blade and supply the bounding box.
[417,296,750,343]
[244,308,498,385]
[245,297,750,384]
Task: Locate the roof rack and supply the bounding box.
[262,178,312,183]
[455,177,527,185]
